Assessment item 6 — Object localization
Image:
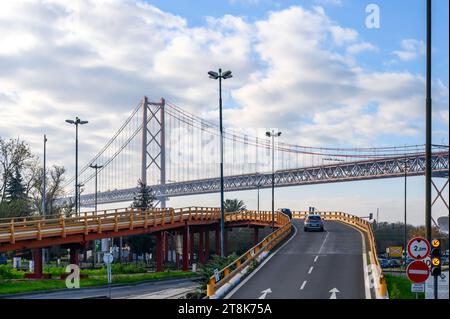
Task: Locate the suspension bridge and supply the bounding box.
[59,96,449,207]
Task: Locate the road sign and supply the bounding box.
[103,253,113,264]
[411,283,425,293]
[388,246,403,258]
[407,261,430,283]
[407,237,430,260]
[213,268,220,282]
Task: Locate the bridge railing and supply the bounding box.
[0,207,222,245]
[0,207,284,249]
[206,211,291,298]
[292,211,387,299]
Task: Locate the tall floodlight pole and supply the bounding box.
[404,154,407,268]
[42,135,47,265]
[89,164,103,267]
[42,135,47,216]
[89,164,103,213]
[208,68,232,257]
[425,0,432,244]
[266,130,281,229]
[66,117,88,214]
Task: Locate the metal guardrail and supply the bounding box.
[293,211,387,298]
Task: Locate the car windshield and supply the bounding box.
[308,216,321,221]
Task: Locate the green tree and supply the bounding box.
[223,199,246,213]
[122,179,157,262]
[4,167,26,202]
[131,179,156,210]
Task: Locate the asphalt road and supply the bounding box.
[228,219,370,299]
[3,277,198,299]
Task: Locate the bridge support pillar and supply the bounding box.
[182,225,188,271]
[163,231,168,262]
[215,223,221,256]
[205,229,209,261]
[70,247,79,265]
[25,248,49,279]
[199,228,205,264]
[224,228,229,257]
[189,230,194,265]
[156,232,164,272]
[253,227,259,246]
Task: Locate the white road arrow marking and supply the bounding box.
[329,288,339,299]
[258,288,272,299]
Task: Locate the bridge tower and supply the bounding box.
[141,96,166,208]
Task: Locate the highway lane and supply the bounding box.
[228,219,369,299]
[2,277,198,299]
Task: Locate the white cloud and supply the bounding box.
[346,42,379,55]
[0,2,447,177]
[392,39,426,61]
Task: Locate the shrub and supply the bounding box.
[0,265,25,279]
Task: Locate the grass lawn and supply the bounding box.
[384,274,425,299]
[0,271,196,295]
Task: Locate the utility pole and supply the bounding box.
[404,155,407,268]
[425,0,432,243]
[42,135,47,266]
[266,130,281,230]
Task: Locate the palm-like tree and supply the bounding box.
[223,199,246,213]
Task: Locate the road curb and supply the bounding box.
[0,274,200,299]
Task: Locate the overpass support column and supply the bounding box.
[224,228,229,257]
[156,232,164,272]
[70,247,79,266]
[182,224,188,271]
[253,227,259,246]
[164,231,169,262]
[205,229,210,261]
[189,230,195,265]
[199,228,205,264]
[215,223,221,256]
[25,248,45,279]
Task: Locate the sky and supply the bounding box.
[0,0,448,225]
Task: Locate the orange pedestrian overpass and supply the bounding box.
[0,207,288,278]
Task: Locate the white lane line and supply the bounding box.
[308,266,314,274]
[314,256,319,263]
[300,281,307,290]
[318,231,330,255]
[224,223,299,299]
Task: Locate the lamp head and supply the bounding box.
[208,71,219,79]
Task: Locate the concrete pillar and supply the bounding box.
[224,228,229,257]
[70,247,79,265]
[182,225,188,271]
[253,227,259,246]
[205,230,210,261]
[199,228,204,264]
[164,232,169,262]
[215,223,221,256]
[156,232,163,272]
[189,230,195,265]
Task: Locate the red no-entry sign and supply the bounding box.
[407,261,430,283]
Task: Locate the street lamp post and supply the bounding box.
[42,134,47,265]
[89,164,103,267]
[208,68,232,258]
[266,130,281,229]
[256,183,262,212]
[66,117,88,214]
[404,155,408,268]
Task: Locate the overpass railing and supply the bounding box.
[292,211,387,299]
[206,212,291,298]
[0,207,283,248]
